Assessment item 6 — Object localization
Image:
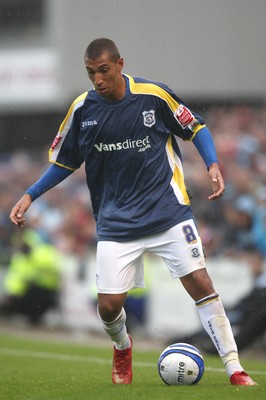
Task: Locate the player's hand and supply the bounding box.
[9,194,32,227]
[207,163,225,201]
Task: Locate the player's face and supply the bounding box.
[84,51,125,101]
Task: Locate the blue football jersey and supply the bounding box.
[49,74,206,241]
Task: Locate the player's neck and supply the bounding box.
[113,75,127,101]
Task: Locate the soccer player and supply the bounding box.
[10,38,256,386]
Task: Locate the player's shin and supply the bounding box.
[98,306,133,384]
[196,293,244,377]
[97,306,130,349]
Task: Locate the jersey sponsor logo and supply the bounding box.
[142,110,156,127]
[174,105,198,131]
[94,135,151,153]
[81,120,98,128]
[50,133,62,150]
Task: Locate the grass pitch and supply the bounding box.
[0,331,265,400]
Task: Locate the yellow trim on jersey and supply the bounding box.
[49,160,76,171]
[191,124,206,140]
[126,74,179,113]
[58,91,88,133]
[173,165,190,205]
[166,137,190,205]
[49,91,88,167]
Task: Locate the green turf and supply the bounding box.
[0,332,265,400]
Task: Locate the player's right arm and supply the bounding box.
[10,91,87,228]
[9,193,32,227]
[9,164,73,227]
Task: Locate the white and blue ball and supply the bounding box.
[158,343,204,385]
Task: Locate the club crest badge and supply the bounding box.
[142,110,156,127]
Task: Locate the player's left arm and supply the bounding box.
[192,126,225,200]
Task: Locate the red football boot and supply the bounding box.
[230,371,257,386]
[112,336,133,384]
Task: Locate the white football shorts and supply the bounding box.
[96,219,206,294]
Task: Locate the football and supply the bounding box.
[158,343,204,385]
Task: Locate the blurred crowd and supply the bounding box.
[0,103,266,346]
[183,104,266,261]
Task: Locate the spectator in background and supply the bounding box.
[252,186,266,258]
[222,194,257,255]
[0,229,61,324]
[210,190,266,351]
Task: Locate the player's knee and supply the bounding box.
[98,295,124,322]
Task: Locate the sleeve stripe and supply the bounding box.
[166,136,190,205]
[49,92,88,165]
[59,91,88,133]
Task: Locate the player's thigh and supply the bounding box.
[150,219,206,278]
[96,240,145,294]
